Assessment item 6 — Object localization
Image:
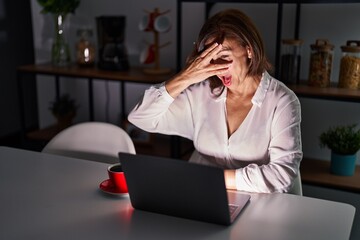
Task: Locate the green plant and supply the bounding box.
[49,94,78,117]
[319,124,360,155]
[37,0,80,14]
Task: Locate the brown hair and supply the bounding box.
[187,9,272,93]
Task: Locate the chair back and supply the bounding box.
[288,171,303,196]
[42,122,136,163]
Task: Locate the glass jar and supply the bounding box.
[76,28,96,67]
[338,40,360,89]
[308,39,334,87]
[280,39,303,84]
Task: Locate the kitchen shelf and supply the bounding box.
[288,82,360,102]
[176,0,360,78]
[26,124,66,141]
[17,64,175,142]
[176,0,360,190]
[301,157,360,193]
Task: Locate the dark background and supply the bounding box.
[0,0,38,147]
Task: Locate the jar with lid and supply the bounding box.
[338,40,360,89]
[280,39,303,84]
[308,39,334,87]
[76,28,96,67]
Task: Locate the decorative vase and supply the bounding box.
[330,152,357,176]
[52,14,71,67]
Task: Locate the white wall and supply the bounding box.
[30,1,360,163]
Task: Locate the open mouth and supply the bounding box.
[221,75,232,86]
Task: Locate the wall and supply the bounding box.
[30,1,360,163]
[0,0,36,138]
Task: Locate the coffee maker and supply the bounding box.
[96,16,130,71]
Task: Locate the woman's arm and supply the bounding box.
[227,95,302,193]
[127,82,194,139]
[165,42,231,98]
[128,43,231,138]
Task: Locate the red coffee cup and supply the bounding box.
[107,163,128,193]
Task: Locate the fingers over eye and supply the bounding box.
[200,42,220,58]
[207,63,231,72]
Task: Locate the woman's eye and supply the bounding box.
[220,56,230,60]
[211,58,232,64]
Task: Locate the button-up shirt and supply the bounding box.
[128,71,302,193]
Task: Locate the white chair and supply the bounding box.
[288,171,303,196]
[42,122,136,164]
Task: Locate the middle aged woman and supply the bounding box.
[128,9,302,193]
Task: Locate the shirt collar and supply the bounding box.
[214,71,271,106]
[252,71,271,107]
[214,87,227,102]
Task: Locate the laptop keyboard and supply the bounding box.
[228,204,239,215]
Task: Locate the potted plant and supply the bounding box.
[49,94,78,129]
[37,0,81,66]
[319,124,360,176]
[37,0,80,14]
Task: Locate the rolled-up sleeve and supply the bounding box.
[128,82,195,140]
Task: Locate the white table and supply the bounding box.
[0,147,356,240]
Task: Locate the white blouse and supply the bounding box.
[128,71,302,193]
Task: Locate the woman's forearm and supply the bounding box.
[165,73,193,98]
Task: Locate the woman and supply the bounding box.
[128,9,302,193]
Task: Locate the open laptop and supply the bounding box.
[118,152,250,226]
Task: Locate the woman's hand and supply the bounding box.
[165,43,232,98]
[224,169,237,190]
[181,43,232,84]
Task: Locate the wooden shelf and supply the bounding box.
[287,82,360,102]
[300,158,360,192]
[17,64,175,84]
[17,64,178,155]
[26,124,69,141]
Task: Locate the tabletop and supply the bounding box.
[0,147,355,240]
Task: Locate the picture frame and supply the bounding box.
[122,120,153,146]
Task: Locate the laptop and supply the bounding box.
[118,152,250,226]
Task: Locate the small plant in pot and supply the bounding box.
[319,124,360,176]
[49,94,78,130]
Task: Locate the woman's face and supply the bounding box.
[209,38,250,88]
